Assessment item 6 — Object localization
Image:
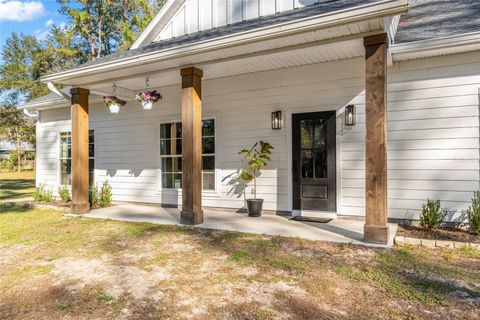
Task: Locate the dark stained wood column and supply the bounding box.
[70,88,90,214]
[180,67,203,225]
[364,33,389,244]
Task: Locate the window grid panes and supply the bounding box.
[59,131,94,185]
[300,119,327,179]
[160,119,215,190]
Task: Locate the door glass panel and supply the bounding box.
[300,118,328,179]
[313,119,326,148]
[314,150,327,178]
[301,150,313,178]
[300,120,313,148]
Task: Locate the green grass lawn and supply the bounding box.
[0,171,35,201]
[0,205,479,319]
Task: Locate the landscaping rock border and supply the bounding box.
[395,236,480,250]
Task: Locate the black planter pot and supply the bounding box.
[246,199,264,217]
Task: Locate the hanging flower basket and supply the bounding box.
[104,96,126,114]
[135,90,162,110]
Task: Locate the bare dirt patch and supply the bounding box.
[1,207,479,319]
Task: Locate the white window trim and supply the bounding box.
[155,115,220,198]
[57,129,95,187]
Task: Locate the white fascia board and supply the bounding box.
[17,99,66,110]
[18,98,104,111]
[42,0,408,84]
[130,0,184,50]
[391,31,480,61]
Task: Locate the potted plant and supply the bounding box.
[239,141,274,217]
[135,90,162,110]
[103,96,126,114]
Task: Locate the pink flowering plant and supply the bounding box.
[135,90,162,102]
[103,96,126,106]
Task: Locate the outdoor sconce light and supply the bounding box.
[345,105,356,126]
[271,111,282,130]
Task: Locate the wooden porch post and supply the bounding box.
[70,88,90,214]
[180,67,203,225]
[364,33,389,244]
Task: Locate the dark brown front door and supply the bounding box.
[292,111,336,212]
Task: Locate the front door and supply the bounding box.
[292,111,336,212]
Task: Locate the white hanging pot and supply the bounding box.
[141,100,153,110]
[108,102,121,114]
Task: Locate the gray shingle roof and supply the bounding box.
[395,0,480,43]
[68,0,379,71]
[20,86,100,108]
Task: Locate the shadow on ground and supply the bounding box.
[0,178,35,201]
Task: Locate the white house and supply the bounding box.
[19,0,480,244]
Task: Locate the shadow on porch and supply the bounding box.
[83,204,397,248]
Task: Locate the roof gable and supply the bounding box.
[132,0,326,49]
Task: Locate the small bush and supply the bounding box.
[99,181,112,208]
[33,183,54,202]
[58,186,71,203]
[89,183,99,206]
[419,199,448,230]
[464,192,480,235]
[0,158,14,171]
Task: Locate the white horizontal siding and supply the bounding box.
[36,51,480,219]
[341,51,480,219]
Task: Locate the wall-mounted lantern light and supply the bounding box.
[271,111,282,130]
[345,105,356,126]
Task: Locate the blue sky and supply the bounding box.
[0,0,68,51]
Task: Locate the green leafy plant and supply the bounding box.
[58,186,71,203]
[419,199,448,231]
[33,183,54,202]
[89,183,99,206]
[238,141,274,199]
[99,181,112,208]
[464,192,480,235]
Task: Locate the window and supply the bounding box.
[160,119,215,190]
[59,130,94,185]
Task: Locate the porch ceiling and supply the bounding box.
[90,37,365,92]
[40,0,409,91]
[70,24,382,91]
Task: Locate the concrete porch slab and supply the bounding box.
[84,204,397,248]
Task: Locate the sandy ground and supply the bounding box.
[1,209,479,319]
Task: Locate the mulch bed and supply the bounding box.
[397,225,480,244]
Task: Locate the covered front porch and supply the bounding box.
[83,203,397,248]
[35,0,409,245]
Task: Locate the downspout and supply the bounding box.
[47,82,71,101]
[23,109,39,119]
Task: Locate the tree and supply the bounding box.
[0,101,36,172]
[0,29,83,102]
[58,0,166,60]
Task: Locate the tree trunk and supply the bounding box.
[16,136,21,172]
[97,6,103,59]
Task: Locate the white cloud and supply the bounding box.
[34,28,50,41]
[0,1,45,22]
[45,18,54,27]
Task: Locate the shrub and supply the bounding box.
[419,199,448,230]
[89,183,99,206]
[33,183,54,202]
[99,181,112,208]
[58,186,71,203]
[0,158,14,171]
[464,192,480,235]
